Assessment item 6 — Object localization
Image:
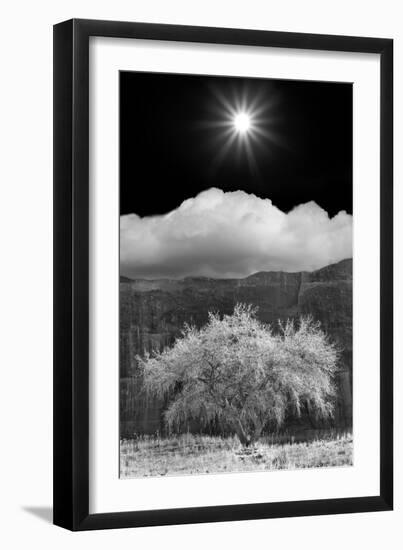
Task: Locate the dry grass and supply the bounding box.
[120,431,353,478]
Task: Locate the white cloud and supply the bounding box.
[120,188,352,279]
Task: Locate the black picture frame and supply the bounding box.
[53,18,393,531]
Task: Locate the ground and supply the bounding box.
[120,431,353,478]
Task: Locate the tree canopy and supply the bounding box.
[139,304,338,446]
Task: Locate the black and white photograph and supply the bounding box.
[1,1,397,541]
[119,71,353,478]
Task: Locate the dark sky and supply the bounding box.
[120,71,352,218]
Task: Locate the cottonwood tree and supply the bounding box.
[139,304,338,446]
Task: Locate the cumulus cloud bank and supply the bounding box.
[120,188,352,279]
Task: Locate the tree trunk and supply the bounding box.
[234,417,265,447]
[234,419,252,447]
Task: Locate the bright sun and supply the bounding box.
[204,86,279,171]
[233,112,251,134]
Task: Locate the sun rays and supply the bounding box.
[201,83,282,175]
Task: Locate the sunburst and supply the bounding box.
[202,83,281,174]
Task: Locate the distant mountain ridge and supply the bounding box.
[120,258,352,285]
[120,258,352,436]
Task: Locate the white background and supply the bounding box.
[0,0,401,548]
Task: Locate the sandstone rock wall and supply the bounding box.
[120,259,352,436]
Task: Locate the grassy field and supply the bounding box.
[120,431,353,478]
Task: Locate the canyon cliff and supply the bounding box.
[120,258,352,436]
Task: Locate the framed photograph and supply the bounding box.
[53,19,393,530]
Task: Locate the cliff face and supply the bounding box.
[120,259,352,436]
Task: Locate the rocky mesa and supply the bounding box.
[120,258,352,436]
